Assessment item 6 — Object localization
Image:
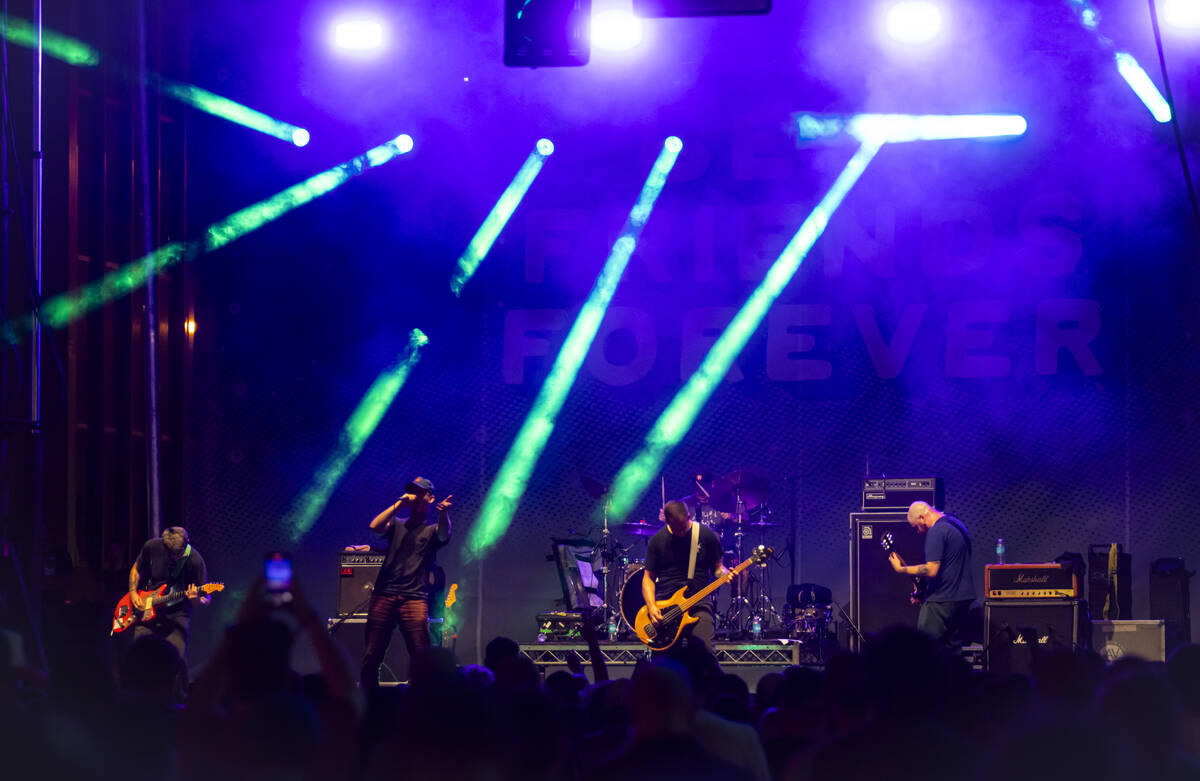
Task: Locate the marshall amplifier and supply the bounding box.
[985,563,1080,599]
[337,551,385,616]
[985,599,1085,674]
[861,477,944,511]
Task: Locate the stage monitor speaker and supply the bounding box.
[1088,544,1131,620]
[849,513,923,651]
[504,0,590,67]
[984,599,1084,675]
[633,0,770,17]
[1150,557,1193,652]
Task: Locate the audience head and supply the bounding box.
[484,636,520,672]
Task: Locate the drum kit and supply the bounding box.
[585,468,786,640]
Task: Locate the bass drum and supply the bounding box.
[619,565,646,634]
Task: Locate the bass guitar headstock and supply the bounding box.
[751,545,774,564]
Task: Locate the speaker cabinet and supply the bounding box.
[849,513,923,651]
[984,599,1084,674]
[1150,558,1193,652]
[1088,544,1132,620]
[1091,620,1166,663]
[328,617,412,684]
[337,553,384,616]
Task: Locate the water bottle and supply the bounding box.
[995,538,1005,564]
[607,616,618,640]
[751,615,763,640]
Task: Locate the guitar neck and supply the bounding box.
[151,589,185,607]
[678,556,756,612]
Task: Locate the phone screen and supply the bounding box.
[264,552,292,593]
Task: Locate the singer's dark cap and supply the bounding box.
[406,476,435,495]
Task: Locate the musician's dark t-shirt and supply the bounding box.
[922,515,975,603]
[645,523,723,604]
[134,539,207,619]
[374,516,446,599]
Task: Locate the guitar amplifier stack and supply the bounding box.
[337,551,384,616]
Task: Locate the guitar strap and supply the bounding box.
[169,544,192,582]
[686,520,700,582]
[942,516,972,557]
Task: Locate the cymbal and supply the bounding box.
[743,520,782,528]
[620,519,662,536]
[708,468,771,513]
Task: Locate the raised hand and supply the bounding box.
[435,494,454,512]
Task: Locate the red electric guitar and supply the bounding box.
[110,583,225,635]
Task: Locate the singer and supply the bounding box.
[360,476,452,691]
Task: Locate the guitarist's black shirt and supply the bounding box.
[645,523,723,604]
[134,539,207,619]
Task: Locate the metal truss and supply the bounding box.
[518,641,807,667]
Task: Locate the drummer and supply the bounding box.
[688,471,735,530]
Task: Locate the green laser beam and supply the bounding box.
[149,75,311,146]
[607,140,883,521]
[1,15,98,66]
[450,140,553,296]
[21,133,413,337]
[466,137,683,562]
[1,15,308,144]
[284,329,429,542]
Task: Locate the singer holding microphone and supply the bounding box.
[361,476,452,691]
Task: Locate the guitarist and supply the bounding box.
[126,526,211,664]
[888,501,976,653]
[642,501,728,652]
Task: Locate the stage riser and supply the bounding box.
[520,641,819,689]
[535,662,789,689]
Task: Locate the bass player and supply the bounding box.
[642,500,729,652]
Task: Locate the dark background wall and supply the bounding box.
[3,0,1197,670]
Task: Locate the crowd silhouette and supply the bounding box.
[2,579,1198,781]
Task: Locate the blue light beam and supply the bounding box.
[1064,0,1172,123]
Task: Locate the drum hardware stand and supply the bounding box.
[748,505,783,634]
[596,495,621,639]
[718,487,751,635]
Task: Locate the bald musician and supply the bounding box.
[888,501,976,653]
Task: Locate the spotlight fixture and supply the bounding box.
[332,16,386,52]
[883,1,944,44]
[1163,0,1200,30]
[591,9,644,51]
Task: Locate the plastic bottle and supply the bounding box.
[751,615,763,640]
[995,538,1006,564]
[607,616,618,640]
